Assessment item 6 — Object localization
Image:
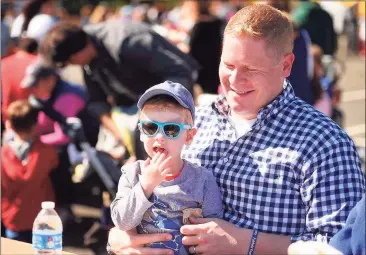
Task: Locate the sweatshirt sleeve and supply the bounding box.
[201,169,223,218]
[40,93,85,146]
[110,161,154,230]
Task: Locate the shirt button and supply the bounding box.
[223,158,229,163]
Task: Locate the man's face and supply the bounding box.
[219,34,294,120]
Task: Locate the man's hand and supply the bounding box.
[180,217,248,255]
[139,152,173,198]
[108,227,173,255]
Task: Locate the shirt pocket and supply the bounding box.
[250,147,300,190]
[260,163,299,191]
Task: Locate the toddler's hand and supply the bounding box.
[140,152,173,194]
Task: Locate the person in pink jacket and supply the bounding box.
[21,59,98,223]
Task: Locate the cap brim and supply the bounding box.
[20,75,37,88]
[137,89,189,110]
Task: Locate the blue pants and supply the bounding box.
[149,231,187,255]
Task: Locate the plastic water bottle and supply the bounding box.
[32,202,63,254]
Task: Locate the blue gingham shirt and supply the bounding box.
[182,81,365,242]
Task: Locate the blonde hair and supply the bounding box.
[141,95,193,126]
[224,4,294,59]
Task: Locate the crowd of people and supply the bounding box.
[1,0,365,254]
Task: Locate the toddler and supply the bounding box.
[110,81,223,255]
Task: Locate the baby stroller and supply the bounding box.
[29,95,120,196]
[29,95,121,254]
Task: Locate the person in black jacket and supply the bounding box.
[292,1,337,56]
[39,20,199,160]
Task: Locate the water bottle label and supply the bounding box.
[32,232,62,250]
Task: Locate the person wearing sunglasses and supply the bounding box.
[110,81,223,255]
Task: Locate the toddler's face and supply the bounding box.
[139,107,193,160]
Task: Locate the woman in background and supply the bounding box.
[20,59,98,224]
[176,0,224,94]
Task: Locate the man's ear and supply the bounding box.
[185,128,197,145]
[282,53,295,78]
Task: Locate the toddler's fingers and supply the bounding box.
[151,152,161,164]
[156,151,168,165]
[160,156,173,169]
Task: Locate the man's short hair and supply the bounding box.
[224,4,294,60]
[39,21,88,67]
[141,95,194,125]
[7,100,39,133]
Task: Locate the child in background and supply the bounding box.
[110,81,223,255]
[1,100,59,243]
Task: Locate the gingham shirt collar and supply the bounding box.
[213,80,293,128]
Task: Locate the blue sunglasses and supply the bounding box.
[138,120,192,139]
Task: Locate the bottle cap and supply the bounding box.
[41,201,55,209]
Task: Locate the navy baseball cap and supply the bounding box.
[137,81,195,122]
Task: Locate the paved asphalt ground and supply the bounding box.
[60,35,365,255]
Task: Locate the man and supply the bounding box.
[39,20,199,159]
[108,5,365,255]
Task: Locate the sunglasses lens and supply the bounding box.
[141,122,158,136]
[163,124,180,138]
